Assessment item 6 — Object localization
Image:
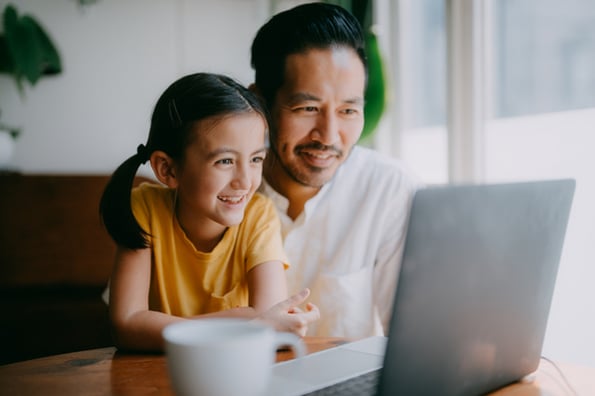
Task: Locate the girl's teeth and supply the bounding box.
[219,196,243,203]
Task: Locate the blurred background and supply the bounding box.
[1,0,594,366]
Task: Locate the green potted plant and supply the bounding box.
[0,3,62,167]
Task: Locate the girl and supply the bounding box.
[100,73,319,351]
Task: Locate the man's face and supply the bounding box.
[269,46,366,188]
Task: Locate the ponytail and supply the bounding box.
[99,145,150,249]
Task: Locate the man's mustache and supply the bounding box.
[295,142,343,157]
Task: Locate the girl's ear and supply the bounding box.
[150,151,178,188]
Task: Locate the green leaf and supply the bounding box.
[13,17,42,85]
[361,30,386,142]
[26,15,62,75]
[0,36,15,73]
[1,4,62,90]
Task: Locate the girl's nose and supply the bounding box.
[231,164,251,190]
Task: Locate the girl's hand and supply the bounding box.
[257,288,320,337]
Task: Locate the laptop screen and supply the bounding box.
[378,179,575,396]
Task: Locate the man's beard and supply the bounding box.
[271,141,345,188]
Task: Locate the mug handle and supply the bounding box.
[274,332,306,359]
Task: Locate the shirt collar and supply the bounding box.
[259,175,334,222]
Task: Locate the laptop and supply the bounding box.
[266,178,576,396]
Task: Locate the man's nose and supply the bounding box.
[310,111,340,145]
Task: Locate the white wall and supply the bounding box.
[0,0,269,174]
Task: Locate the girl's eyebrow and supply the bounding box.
[206,146,267,160]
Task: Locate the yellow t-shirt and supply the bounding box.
[131,183,288,317]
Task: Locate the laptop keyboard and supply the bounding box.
[303,369,381,396]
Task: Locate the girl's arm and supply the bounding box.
[188,260,288,319]
[248,261,320,337]
[109,247,261,351]
[110,249,319,351]
[247,260,288,312]
[109,246,183,351]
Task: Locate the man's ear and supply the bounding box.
[150,151,178,188]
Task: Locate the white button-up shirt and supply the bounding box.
[260,146,420,338]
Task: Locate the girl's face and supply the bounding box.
[174,112,267,236]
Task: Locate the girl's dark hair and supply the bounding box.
[250,2,367,107]
[99,73,268,249]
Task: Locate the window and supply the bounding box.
[375,0,448,183]
[376,0,595,367]
[484,0,595,365]
[493,0,595,117]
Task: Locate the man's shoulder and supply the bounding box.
[342,146,420,185]
[347,145,406,168]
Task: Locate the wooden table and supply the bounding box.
[0,337,592,395]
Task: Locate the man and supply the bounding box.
[251,2,420,338]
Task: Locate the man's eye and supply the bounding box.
[294,106,318,113]
[341,108,360,115]
[252,156,265,164]
[216,158,233,165]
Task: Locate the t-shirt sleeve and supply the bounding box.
[243,194,289,272]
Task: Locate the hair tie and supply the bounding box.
[136,144,149,164]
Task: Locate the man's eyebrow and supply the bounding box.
[287,92,364,106]
[287,92,320,104]
[345,97,365,106]
[251,146,268,156]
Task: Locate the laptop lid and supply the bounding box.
[377,178,576,396]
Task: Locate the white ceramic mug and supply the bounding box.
[163,318,305,396]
